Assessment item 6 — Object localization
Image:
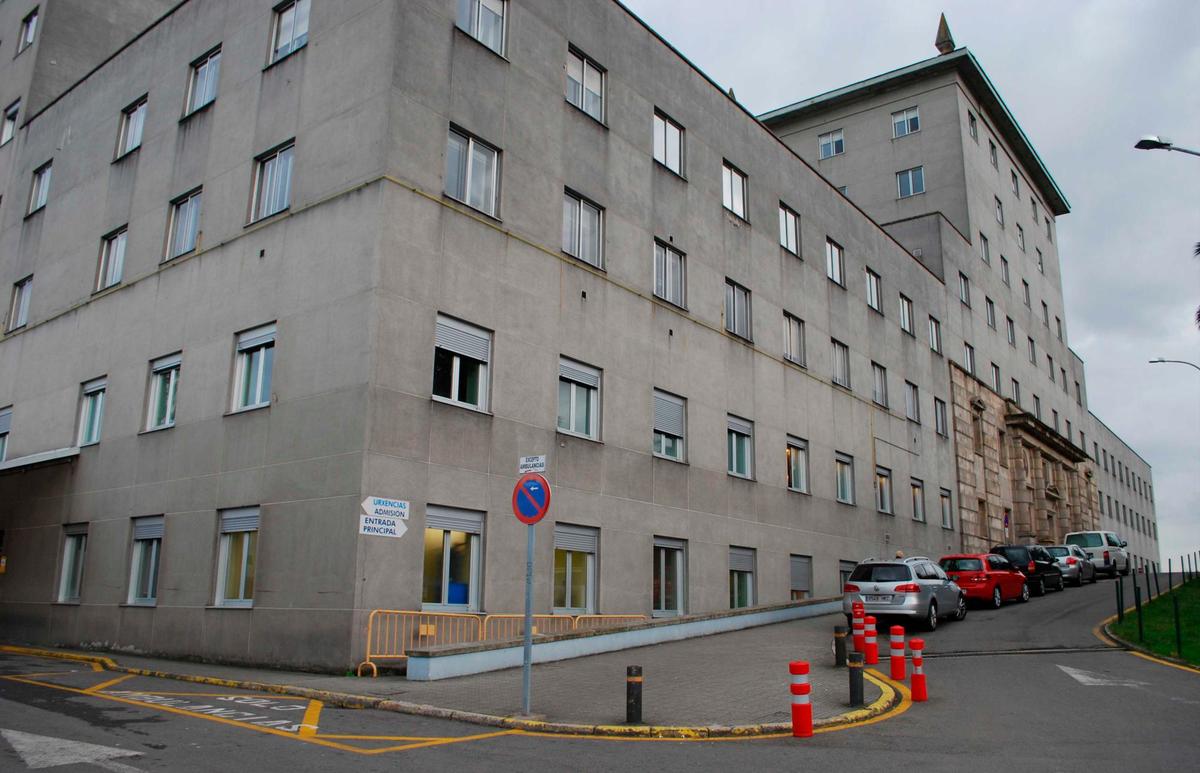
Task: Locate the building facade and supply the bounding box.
[0,1,1158,670]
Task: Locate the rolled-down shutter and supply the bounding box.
[220,507,260,533]
[237,324,276,352]
[133,516,165,541]
[653,391,685,437]
[152,353,182,372]
[63,523,89,536]
[435,316,490,362]
[729,546,755,573]
[425,505,483,534]
[790,555,812,591]
[554,523,598,553]
[0,407,10,434]
[559,360,600,388]
[727,415,752,436]
[653,535,685,550]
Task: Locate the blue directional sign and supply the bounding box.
[512,473,551,525]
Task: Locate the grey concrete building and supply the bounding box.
[0,1,1156,670]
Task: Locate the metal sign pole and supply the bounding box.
[522,522,534,715]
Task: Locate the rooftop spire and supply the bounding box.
[935,13,955,55]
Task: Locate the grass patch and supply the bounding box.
[1111,578,1200,667]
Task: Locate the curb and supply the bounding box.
[1098,619,1200,675]
[0,644,903,739]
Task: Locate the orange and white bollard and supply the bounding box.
[789,660,813,738]
[889,625,906,681]
[852,603,865,653]
[910,637,927,702]
[864,615,879,665]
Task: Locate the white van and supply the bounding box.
[1064,531,1129,578]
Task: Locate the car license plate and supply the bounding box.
[864,594,891,603]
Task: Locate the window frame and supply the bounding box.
[652,109,684,176]
[967,111,978,141]
[216,509,259,607]
[818,128,844,159]
[825,238,845,286]
[233,323,276,412]
[835,452,855,505]
[269,0,310,64]
[958,272,971,306]
[934,398,948,437]
[928,316,942,354]
[721,160,748,220]
[652,389,686,462]
[979,233,990,263]
[1017,224,1026,251]
[147,353,182,431]
[871,361,888,407]
[18,8,39,54]
[985,297,996,329]
[185,46,222,116]
[964,342,976,375]
[432,314,492,413]
[165,187,203,260]
[726,415,754,479]
[778,202,800,255]
[831,338,851,388]
[786,436,809,494]
[456,0,507,56]
[115,95,148,160]
[58,529,87,603]
[891,107,920,138]
[249,140,295,223]
[653,240,686,308]
[128,518,163,605]
[422,511,483,612]
[77,378,107,447]
[445,126,500,218]
[557,357,601,441]
[653,539,686,616]
[783,311,806,367]
[896,165,925,198]
[875,467,893,515]
[904,381,920,423]
[8,276,32,331]
[899,294,914,335]
[1,100,19,145]
[989,139,998,168]
[865,268,882,312]
[723,279,752,341]
[940,489,953,529]
[1001,256,1010,285]
[995,196,1005,225]
[96,227,128,292]
[911,479,926,522]
[562,189,604,268]
[565,47,605,123]
[28,160,52,215]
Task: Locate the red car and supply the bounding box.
[938,553,1030,608]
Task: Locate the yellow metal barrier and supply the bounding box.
[481,614,575,642]
[572,614,648,630]
[356,610,482,677]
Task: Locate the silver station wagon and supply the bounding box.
[841,556,967,631]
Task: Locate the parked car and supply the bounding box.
[989,544,1065,595]
[1046,544,1097,586]
[939,553,1029,608]
[842,556,966,631]
[1064,530,1130,578]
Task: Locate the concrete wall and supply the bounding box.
[1087,412,1159,566]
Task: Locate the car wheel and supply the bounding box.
[1055,575,1065,592]
[925,601,938,631]
[1019,583,1030,602]
[1073,573,1083,587]
[992,585,1003,609]
[1090,570,1098,584]
[1035,579,1047,596]
[954,594,968,621]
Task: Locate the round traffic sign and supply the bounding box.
[512,473,551,525]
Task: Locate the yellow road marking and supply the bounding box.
[316,733,454,741]
[1094,615,1200,676]
[90,662,104,672]
[103,691,270,698]
[352,730,523,755]
[85,674,135,694]
[298,699,323,737]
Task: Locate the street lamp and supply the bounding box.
[1134,135,1200,157]
[1149,358,1200,372]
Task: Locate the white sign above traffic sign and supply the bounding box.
[361,496,409,520]
[518,455,547,474]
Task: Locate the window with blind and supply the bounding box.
[558,358,600,439]
[652,389,685,461]
[216,507,259,606]
[554,523,598,614]
[129,516,164,604]
[432,314,491,411]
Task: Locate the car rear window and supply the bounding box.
[849,564,912,582]
[1046,547,1069,557]
[1066,533,1103,547]
[940,558,982,571]
[993,547,1029,563]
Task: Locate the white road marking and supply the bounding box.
[1057,664,1150,687]
[1,728,142,770]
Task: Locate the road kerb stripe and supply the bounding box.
[1096,615,1200,676]
[85,674,136,694]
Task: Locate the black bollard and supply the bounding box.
[626,665,642,724]
[1134,584,1144,643]
[1174,593,1183,658]
[1153,564,1160,600]
[834,625,848,667]
[848,651,864,707]
[1115,576,1124,623]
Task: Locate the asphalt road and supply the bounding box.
[2,574,1197,772]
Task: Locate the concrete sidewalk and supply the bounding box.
[4,610,881,730]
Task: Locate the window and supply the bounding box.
[1056,317,1063,341]
[234,323,276,411]
[558,358,600,439]
[871,362,888,407]
[940,489,953,529]
[818,129,844,159]
[985,297,996,328]
[1041,301,1049,326]
[423,506,483,610]
[839,560,857,589]
[564,47,605,120]
[554,524,597,613]
[1017,224,1025,251]
[1048,355,1055,381]
[653,241,685,307]
[934,398,948,437]
[826,238,845,285]
[784,312,806,366]
[1066,419,1072,442]
[979,233,990,263]
[18,8,38,53]
[216,507,259,606]
[968,111,978,140]
[77,378,106,446]
[433,315,490,411]
[790,555,813,601]
[1022,280,1031,306]
[724,279,751,339]
[1027,336,1036,363]
[1031,198,1038,221]
[165,188,202,259]
[1006,317,1016,345]
[95,229,127,291]
[1036,248,1044,273]
[1001,256,1010,285]
[1045,217,1053,241]
[899,295,914,334]
[835,452,855,504]
[128,516,164,605]
[911,479,926,522]
[457,0,505,54]
[59,525,87,602]
[928,316,942,353]
[7,276,32,331]
[1011,170,1019,195]
[1052,410,1059,433]
[186,48,221,114]
[892,107,920,138]
[1033,394,1041,420]
[116,97,147,157]
[28,161,51,214]
[779,203,799,254]
[727,415,753,479]
[251,142,295,221]
[271,0,310,62]
[653,538,686,616]
[994,196,1004,226]
[729,547,756,608]
[875,467,893,514]
[652,390,685,461]
[721,161,747,219]
[865,268,882,311]
[896,166,924,197]
[786,437,809,493]
[1,100,18,145]
[958,272,971,306]
[905,381,920,422]
[990,362,1001,392]
[0,406,10,462]
[1075,381,1082,406]
[1061,368,1068,394]
[963,343,976,375]
[832,339,851,388]
[445,127,499,216]
[146,354,181,431]
[562,190,603,267]
[652,110,684,174]
[989,139,998,168]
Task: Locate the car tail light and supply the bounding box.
[971,575,987,583]
[1028,561,1036,573]
[893,583,920,593]
[844,584,860,593]
[1066,557,1078,565]
[1104,550,1110,562]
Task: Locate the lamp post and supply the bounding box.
[1134,136,1200,157]
[1149,358,1200,373]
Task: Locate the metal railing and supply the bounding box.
[482,614,575,641]
[572,614,647,630]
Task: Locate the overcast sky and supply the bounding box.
[623,0,1200,565]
